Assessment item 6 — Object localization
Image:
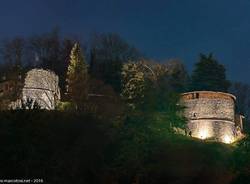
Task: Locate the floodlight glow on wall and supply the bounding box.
[222,135,234,144]
[198,129,209,140]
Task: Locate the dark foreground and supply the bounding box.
[0,111,249,184]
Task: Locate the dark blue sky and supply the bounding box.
[1,0,250,83]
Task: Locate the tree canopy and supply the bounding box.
[66,43,88,110]
[190,53,230,92]
[89,33,142,92]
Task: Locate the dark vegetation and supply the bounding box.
[0,111,241,184]
[0,29,250,183]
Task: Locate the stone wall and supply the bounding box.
[21,69,61,110]
[181,91,237,143]
[187,120,235,143]
[183,98,235,121]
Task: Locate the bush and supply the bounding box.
[56,101,75,111]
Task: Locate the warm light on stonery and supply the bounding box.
[222,135,234,144]
[198,129,209,140]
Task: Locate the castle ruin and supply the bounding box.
[181,91,244,144]
[0,69,60,110]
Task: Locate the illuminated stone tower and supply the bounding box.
[7,69,61,110]
[21,69,61,110]
[181,91,244,144]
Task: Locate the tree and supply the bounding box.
[89,33,142,92]
[190,53,230,92]
[0,37,25,79]
[121,62,146,108]
[28,29,79,97]
[59,38,75,96]
[28,28,61,71]
[66,43,88,110]
[121,59,189,108]
[0,37,25,68]
[163,59,189,92]
[115,61,186,183]
[229,82,250,126]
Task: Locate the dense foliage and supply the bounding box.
[190,53,230,92]
[0,111,246,184]
[66,43,88,110]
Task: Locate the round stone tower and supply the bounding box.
[181,91,236,143]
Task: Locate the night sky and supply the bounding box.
[1,0,250,83]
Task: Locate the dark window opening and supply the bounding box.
[192,93,199,99]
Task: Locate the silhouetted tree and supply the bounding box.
[89,33,142,92]
[29,29,61,71]
[190,53,230,92]
[229,82,250,126]
[0,37,25,78]
[59,38,75,96]
[163,59,189,92]
[0,37,25,68]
